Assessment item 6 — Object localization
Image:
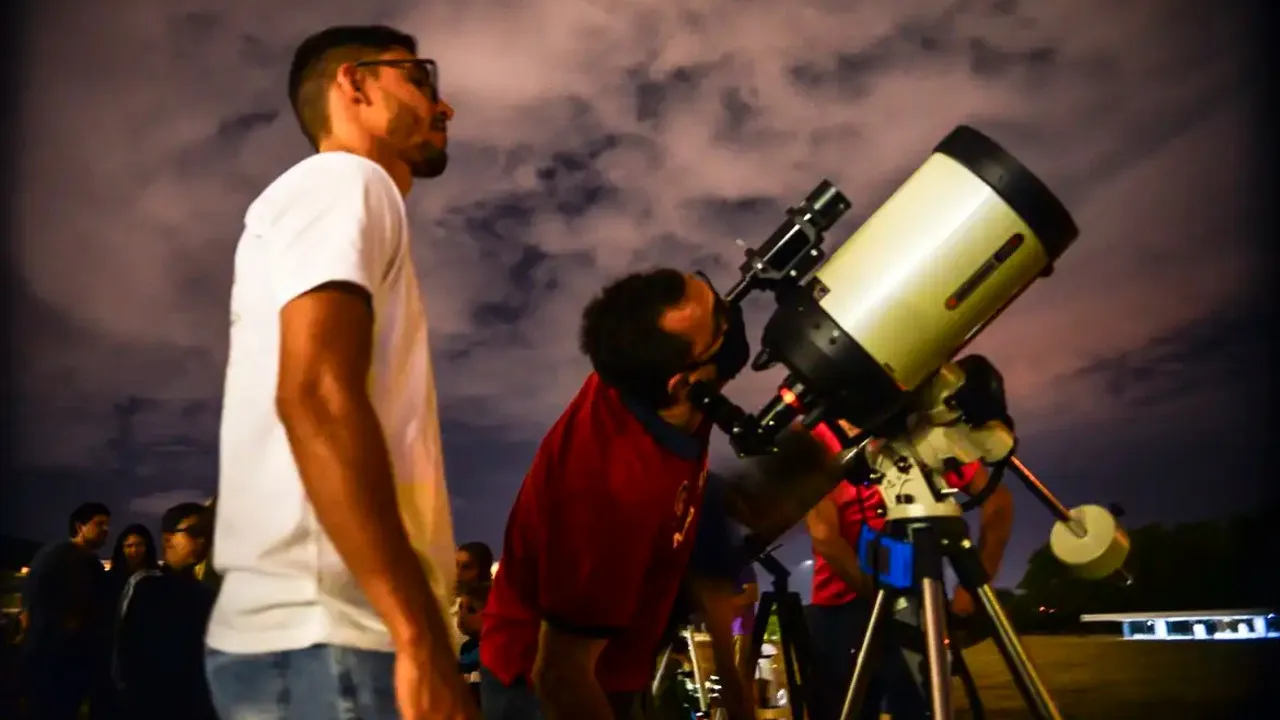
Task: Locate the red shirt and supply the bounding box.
[810,461,981,606]
[480,373,710,693]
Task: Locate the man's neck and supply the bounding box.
[657,405,700,434]
[315,138,412,196]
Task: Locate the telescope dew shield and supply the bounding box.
[761,125,1079,430]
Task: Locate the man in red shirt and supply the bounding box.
[480,268,757,720]
[805,459,1014,720]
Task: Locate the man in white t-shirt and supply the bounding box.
[205,24,478,720]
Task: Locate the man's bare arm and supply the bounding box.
[530,622,612,720]
[965,467,1014,580]
[689,575,755,720]
[276,283,452,656]
[805,497,875,597]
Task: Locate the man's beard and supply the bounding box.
[387,100,448,178]
[409,144,448,178]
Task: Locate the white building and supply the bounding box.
[1080,608,1278,641]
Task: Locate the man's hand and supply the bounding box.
[951,586,976,617]
[805,497,875,597]
[689,576,756,720]
[395,641,480,720]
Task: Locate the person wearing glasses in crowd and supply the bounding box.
[114,503,219,719]
[204,24,476,720]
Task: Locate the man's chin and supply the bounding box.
[410,150,449,179]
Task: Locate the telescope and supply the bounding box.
[691,126,1131,720]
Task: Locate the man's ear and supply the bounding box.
[334,63,370,105]
[667,373,689,400]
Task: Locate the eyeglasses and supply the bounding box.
[680,271,733,371]
[353,58,440,101]
[169,522,202,538]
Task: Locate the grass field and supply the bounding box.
[951,635,1279,719]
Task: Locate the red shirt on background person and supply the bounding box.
[479,268,757,720]
[804,460,1013,720]
[808,461,983,607]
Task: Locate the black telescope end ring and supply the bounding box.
[934,126,1079,262]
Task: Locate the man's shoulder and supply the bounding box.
[246,152,402,227]
[533,374,655,482]
[30,540,77,570]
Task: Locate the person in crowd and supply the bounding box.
[479,268,759,720]
[204,23,475,720]
[93,523,159,719]
[106,524,159,603]
[457,541,495,595]
[453,542,495,675]
[20,502,112,720]
[458,581,490,706]
[114,503,219,720]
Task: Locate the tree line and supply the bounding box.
[1005,510,1279,633]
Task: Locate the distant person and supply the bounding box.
[457,541,494,595]
[114,503,218,720]
[97,523,158,719]
[457,581,490,707]
[453,542,494,659]
[20,502,112,720]
[205,23,474,720]
[106,524,159,603]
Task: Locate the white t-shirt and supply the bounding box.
[207,151,458,654]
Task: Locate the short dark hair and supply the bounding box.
[458,541,494,576]
[579,268,694,408]
[68,502,110,537]
[162,502,211,541]
[287,25,417,148]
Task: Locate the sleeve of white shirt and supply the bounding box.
[264,156,403,311]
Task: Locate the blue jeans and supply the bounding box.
[205,645,396,720]
[479,667,544,720]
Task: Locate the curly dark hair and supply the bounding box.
[579,268,695,409]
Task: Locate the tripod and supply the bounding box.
[840,514,1062,720]
[748,551,816,720]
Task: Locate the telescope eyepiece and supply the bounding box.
[801,180,851,232]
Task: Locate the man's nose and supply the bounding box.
[438,99,455,120]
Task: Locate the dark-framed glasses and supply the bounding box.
[353,58,439,100]
[679,271,733,371]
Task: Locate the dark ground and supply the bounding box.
[953,635,1279,719]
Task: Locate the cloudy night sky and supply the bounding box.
[2,0,1275,597]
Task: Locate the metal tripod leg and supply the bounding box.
[685,627,710,711]
[914,525,953,720]
[950,537,1063,720]
[777,590,814,719]
[775,598,804,720]
[839,588,891,720]
[973,584,1062,720]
